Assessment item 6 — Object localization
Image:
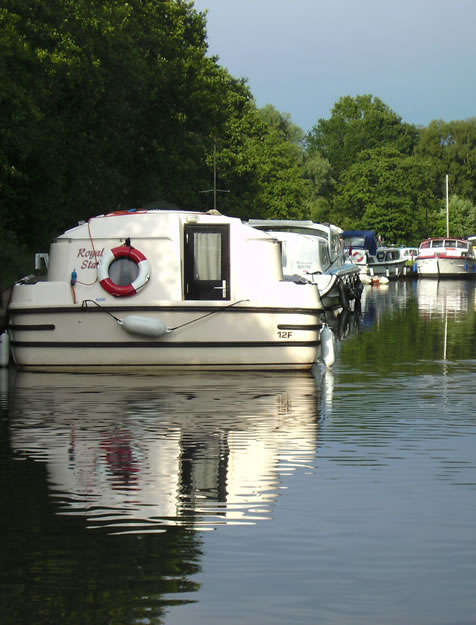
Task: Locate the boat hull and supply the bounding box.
[416,256,476,278]
[8,304,321,371]
[366,259,408,278]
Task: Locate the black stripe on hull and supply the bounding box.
[9,324,55,331]
[9,305,322,316]
[11,340,320,349]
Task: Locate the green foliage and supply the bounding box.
[210,103,311,220]
[416,119,476,203]
[1,0,231,249]
[306,94,419,182]
[332,147,438,243]
[2,0,476,264]
[446,194,476,237]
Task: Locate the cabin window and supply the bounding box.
[344,236,365,248]
[193,233,222,281]
[330,232,340,258]
[280,240,288,269]
[319,241,330,267]
[109,258,139,285]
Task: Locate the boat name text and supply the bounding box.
[77,247,105,269]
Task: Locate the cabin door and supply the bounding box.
[184,224,230,300]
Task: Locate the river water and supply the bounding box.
[1,278,476,625]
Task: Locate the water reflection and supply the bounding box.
[359,279,417,328]
[417,278,476,318]
[8,370,321,534]
[3,282,476,625]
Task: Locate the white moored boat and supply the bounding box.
[415,237,476,278]
[247,219,362,311]
[341,230,408,278]
[5,209,327,371]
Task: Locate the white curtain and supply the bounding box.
[194,232,221,280]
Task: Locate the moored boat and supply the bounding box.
[5,209,327,371]
[397,247,419,276]
[247,219,362,311]
[415,237,476,278]
[341,230,408,278]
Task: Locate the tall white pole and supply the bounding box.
[446,174,449,237]
[213,141,217,211]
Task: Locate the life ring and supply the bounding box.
[352,250,365,263]
[97,245,150,296]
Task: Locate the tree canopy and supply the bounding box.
[306,95,419,182]
[415,119,476,203]
[2,0,476,284]
[332,147,437,243]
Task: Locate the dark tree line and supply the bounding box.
[2,0,476,282]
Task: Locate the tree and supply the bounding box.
[301,153,332,222]
[332,147,438,243]
[415,119,476,204]
[0,0,236,251]
[445,195,476,237]
[206,103,311,220]
[306,95,419,184]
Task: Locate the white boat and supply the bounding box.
[398,247,419,276]
[415,237,476,278]
[6,209,326,371]
[341,230,408,278]
[247,219,362,311]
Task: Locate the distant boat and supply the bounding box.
[397,247,419,276]
[341,230,408,278]
[416,173,476,278]
[415,237,476,278]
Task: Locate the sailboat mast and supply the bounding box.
[446,174,449,237]
[213,142,217,211]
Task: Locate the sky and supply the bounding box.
[192,0,476,133]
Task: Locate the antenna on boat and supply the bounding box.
[199,140,229,210]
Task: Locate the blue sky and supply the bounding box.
[192,0,476,132]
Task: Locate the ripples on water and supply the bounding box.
[6,371,321,534]
[2,279,476,625]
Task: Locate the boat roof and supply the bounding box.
[341,230,378,255]
[59,209,276,241]
[420,237,470,244]
[247,219,342,236]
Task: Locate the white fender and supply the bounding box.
[120,316,169,338]
[320,323,335,368]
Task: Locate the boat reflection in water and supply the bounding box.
[415,280,476,386]
[9,371,321,534]
[416,278,475,319]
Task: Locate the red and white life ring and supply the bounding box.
[97,245,150,296]
[352,250,366,264]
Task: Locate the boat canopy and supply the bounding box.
[341,230,378,256]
